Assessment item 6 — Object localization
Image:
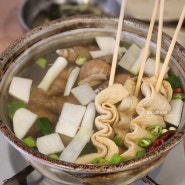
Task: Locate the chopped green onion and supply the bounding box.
[92,157,110,165]
[75,54,87,65]
[166,75,182,89]
[49,153,59,160]
[7,101,26,120]
[113,136,124,147]
[22,136,36,147]
[138,138,152,148]
[35,57,47,68]
[172,93,185,100]
[110,153,124,164]
[35,117,54,135]
[147,125,163,137]
[136,150,146,157]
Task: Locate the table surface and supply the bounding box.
[0,0,24,54]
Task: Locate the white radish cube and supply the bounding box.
[90,50,114,59]
[55,103,86,137]
[144,58,169,77]
[164,99,184,127]
[9,77,32,103]
[13,108,37,139]
[118,43,141,71]
[36,133,64,155]
[71,83,96,105]
[95,36,116,51]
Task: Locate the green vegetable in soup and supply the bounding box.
[138,138,152,148]
[35,117,54,135]
[22,136,36,147]
[7,100,26,120]
[35,57,47,68]
[147,125,163,137]
[166,75,182,89]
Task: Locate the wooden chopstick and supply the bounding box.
[155,0,165,77]
[155,6,185,92]
[135,0,160,97]
[108,0,127,87]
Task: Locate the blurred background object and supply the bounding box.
[0,0,24,54]
[117,0,185,22]
[19,0,121,31]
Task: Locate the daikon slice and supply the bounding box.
[59,102,95,162]
[90,50,114,59]
[36,133,64,155]
[95,36,116,51]
[64,67,80,96]
[38,57,68,92]
[13,108,37,139]
[118,43,141,71]
[164,99,184,127]
[130,48,150,75]
[59,127,93,163]
[144,58,169,77]
[9,77,32,103]
[55,103,86,137]
[71,83,96,105]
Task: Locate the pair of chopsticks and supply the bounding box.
[109,0,185,97]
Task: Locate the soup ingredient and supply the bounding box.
[35,57,47,68]
[22,136,36,147]
[75,54,88,65]
[144,58,169,77]
[71,83,96,105]
[136,150,146,157]
[166,75,182,89]
[7,101,26,120]
[60,126,93,162]
[64,67,80,96]
[146,130,176,152]
[35,117,54,135]
[172,93,185,100]
[95,36,116,52]
[78,59,111,86]
[59,102,96,161]
[138,138,153,148]
[118,43,142,72]
[9,77,33,103]
[13,108,38,139]
[92,153,124,165]
[113,136,124,147]
[164,99,184,127]
[55,103,86,137]
[38,57,68,92]
[46,67,72,96]
[89,36,126,59]
[56,46,92,63]
[36,133,64,155]
[146,125,163,137]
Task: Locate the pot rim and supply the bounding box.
[0,15,185,174]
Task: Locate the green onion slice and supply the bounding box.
[138,138,152,148]
[35,117,54,135]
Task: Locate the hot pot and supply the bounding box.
[0,16,185,185]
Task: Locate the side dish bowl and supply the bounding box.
[0,16,185,185]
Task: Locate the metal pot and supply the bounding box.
[0,16,185,185]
